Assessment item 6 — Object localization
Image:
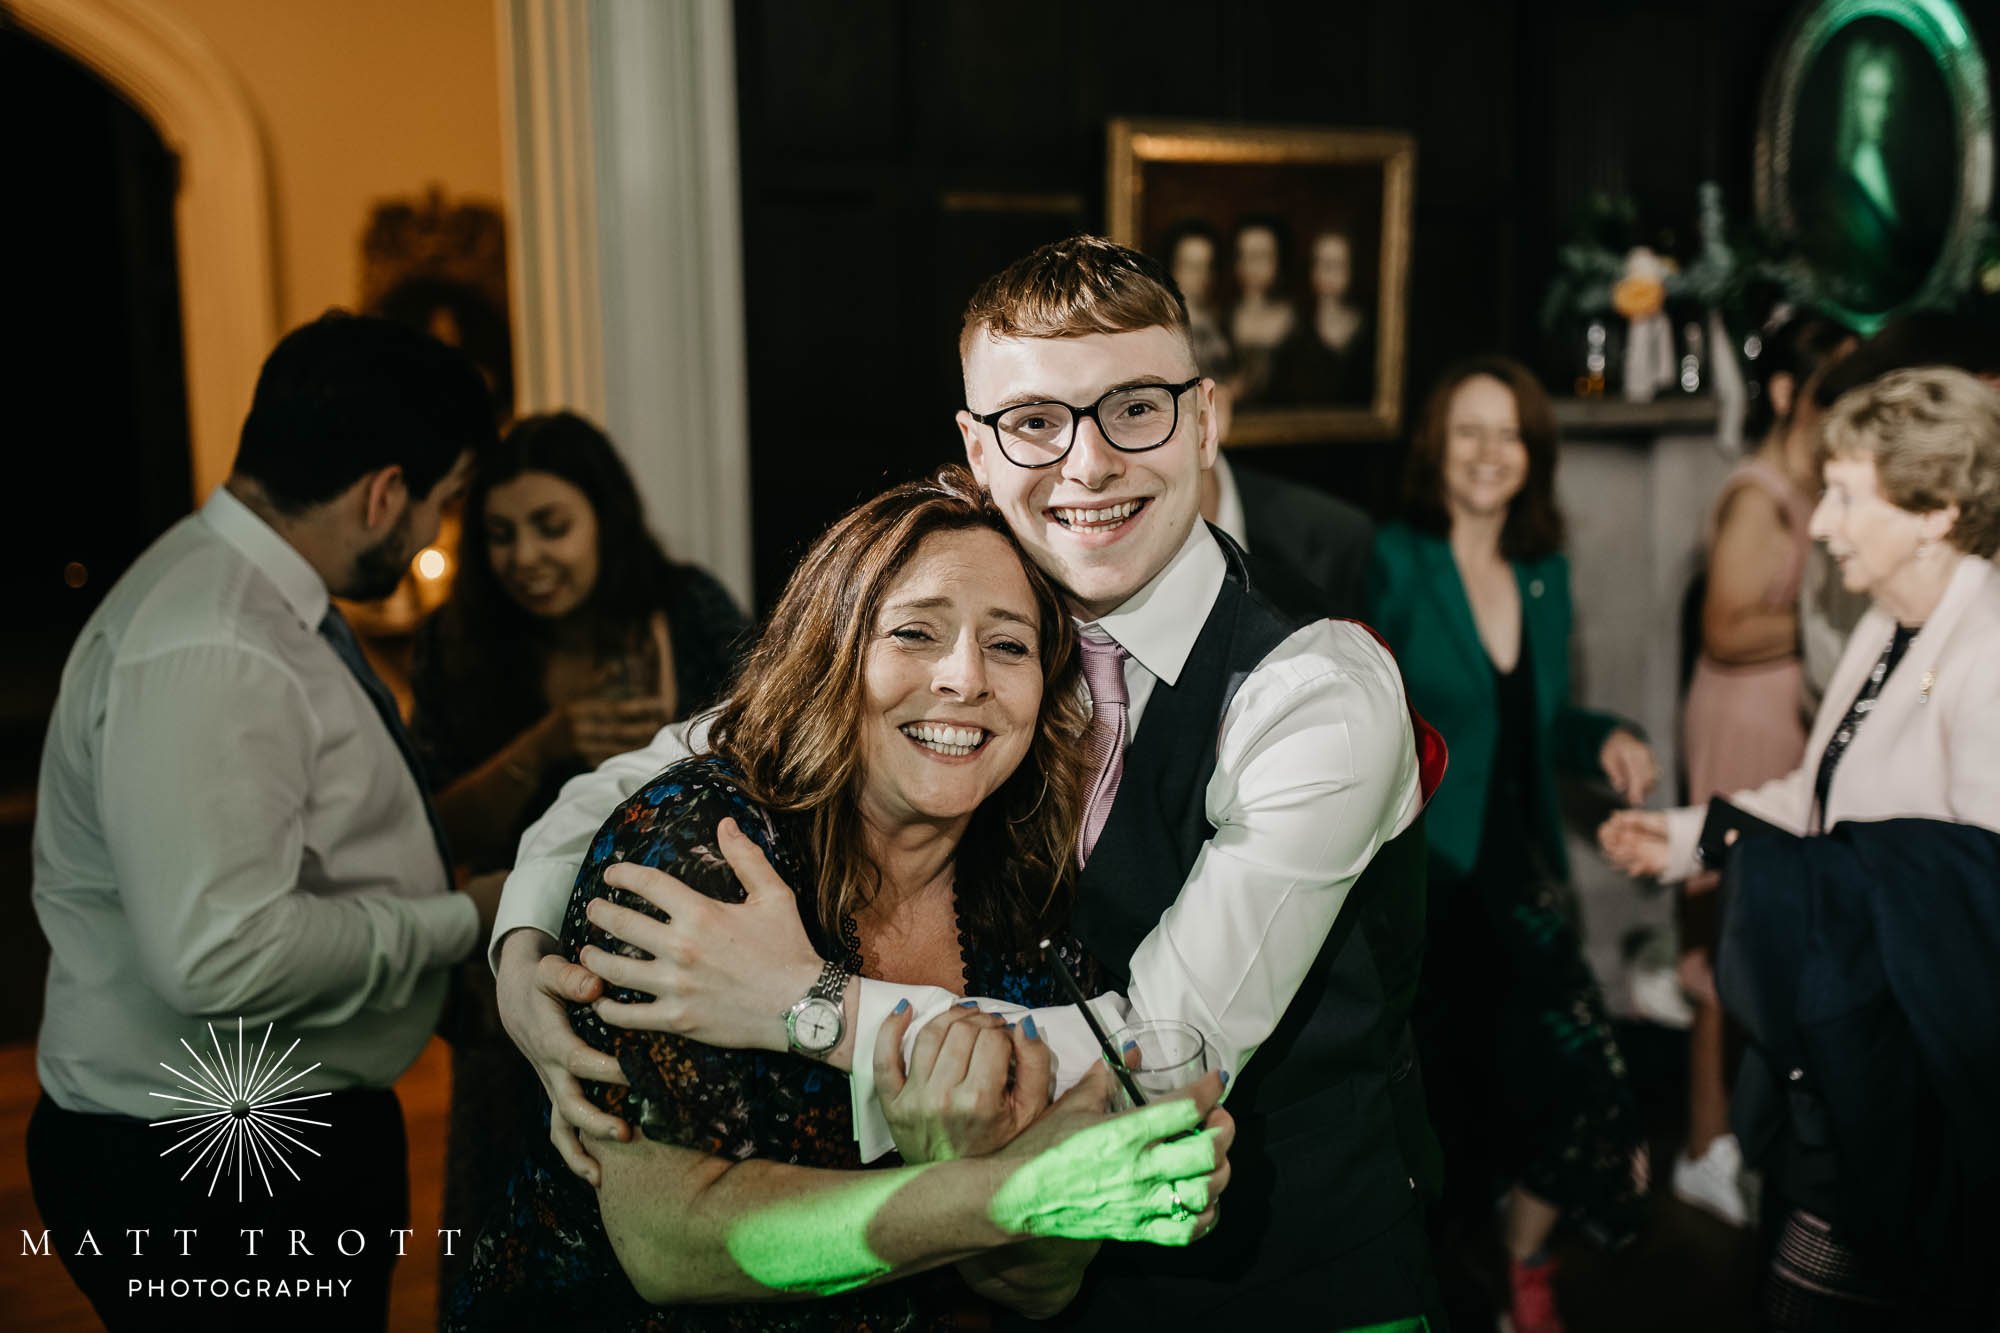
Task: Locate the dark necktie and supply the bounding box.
[318,605,455,884]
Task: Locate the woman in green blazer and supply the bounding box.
[1370,356,1657,1333]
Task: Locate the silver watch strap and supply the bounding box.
[808,957,850,1004]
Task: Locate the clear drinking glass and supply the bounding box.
[1110,1019,1211,1107]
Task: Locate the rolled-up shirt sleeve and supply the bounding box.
[99,643,477,1025]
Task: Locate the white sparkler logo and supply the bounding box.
[149,1018,333,1200]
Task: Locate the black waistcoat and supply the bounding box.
[1051,530,1437,1323]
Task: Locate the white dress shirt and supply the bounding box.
[498,521,1422,1161]
[34,488,478,1120]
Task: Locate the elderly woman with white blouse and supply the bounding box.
[1600,365,2000,1329]
[1601,365,2000,879]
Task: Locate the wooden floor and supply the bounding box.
[0,1037,453,1332]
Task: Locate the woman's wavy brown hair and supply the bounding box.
[707,466,1089,950]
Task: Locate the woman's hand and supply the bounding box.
[494,928,632,1186]
[989,1065,1234,1247]
[1598,808,1670,879]
[539,697,675,770]
[580,818,822,1054]
[1598,729,1659,806]
[876,1003,1052,1163]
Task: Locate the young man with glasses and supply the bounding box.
[489,236,1444,1329]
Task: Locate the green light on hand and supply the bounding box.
[990,1097,1217,1246]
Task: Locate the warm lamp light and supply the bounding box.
[415,548,449,582]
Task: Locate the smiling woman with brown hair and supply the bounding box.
[1372,355,1655,1333]
[697,471,1089,954]
[412,411,750,872]
[446,467,1232,1331]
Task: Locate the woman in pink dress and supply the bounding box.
[1674,314,1851,1226]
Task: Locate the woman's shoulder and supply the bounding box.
[663,562,748,623]
[1516,546,1572,585]
[1710,463,1806,536]
[587,756,788,893]
[1962,553,2000,604]
[1945,556,2000,652]
[1372,520,1430,565]
[1372,522,1455,589]
[623,753,750,809]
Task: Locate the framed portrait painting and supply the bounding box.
[1107,119,1415,444]
[1755,0,1993,332]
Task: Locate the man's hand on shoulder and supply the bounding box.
[582,817,825,1057]
[495,927,632,1186]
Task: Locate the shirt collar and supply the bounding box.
[201,485,331,629]
[1209,453,1248,551]
[1080,520,1225,687]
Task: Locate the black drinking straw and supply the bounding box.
[1039,938,1149,1107]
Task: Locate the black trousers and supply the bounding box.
[26,1088,409,1332]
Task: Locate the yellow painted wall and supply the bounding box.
[164,0,507,330]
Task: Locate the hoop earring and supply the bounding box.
[1009,771,1051,825]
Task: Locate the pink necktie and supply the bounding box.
[1076,633,1130,867]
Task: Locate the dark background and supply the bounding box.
[9,2,2000,1041]
[731,0,2000,605]
[2,24,189,1039]
[1791,15,1960,310]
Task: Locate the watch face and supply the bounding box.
[790,997,842,1053]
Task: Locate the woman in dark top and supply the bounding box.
[411,410,751,871]
[448,469,1231,1331]
[1370,357,1656,1333]
[410,411,751,1303]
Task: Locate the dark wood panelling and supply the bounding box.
[733,0,2000,607]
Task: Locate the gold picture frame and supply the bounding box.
[1108,118,1415,444]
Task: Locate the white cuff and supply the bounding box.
[848,978,961,1162]
[489,857,575,973]
[1036,993,1134,1097]
[844,985,1136,1159]
[1664,804,1706,883]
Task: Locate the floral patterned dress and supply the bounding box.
[447,756,1100,1331]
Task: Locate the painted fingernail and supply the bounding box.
[1003,1021,1016,1030]
[892,998,910,1015]
[1219,1070,1230,1089]
[1023,1016,1040,1041]
[958,999,980,1009]
[1122,1039,1138,1053]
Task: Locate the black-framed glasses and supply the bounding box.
[968,377,1203,469]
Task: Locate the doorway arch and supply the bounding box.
[12,0,276,501]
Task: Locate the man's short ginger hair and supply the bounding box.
[958,235,1195,372]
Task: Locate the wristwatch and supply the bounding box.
[783,958,850,1057]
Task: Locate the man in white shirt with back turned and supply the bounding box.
[27,313,501,1331]
[490,238,1445,1328]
